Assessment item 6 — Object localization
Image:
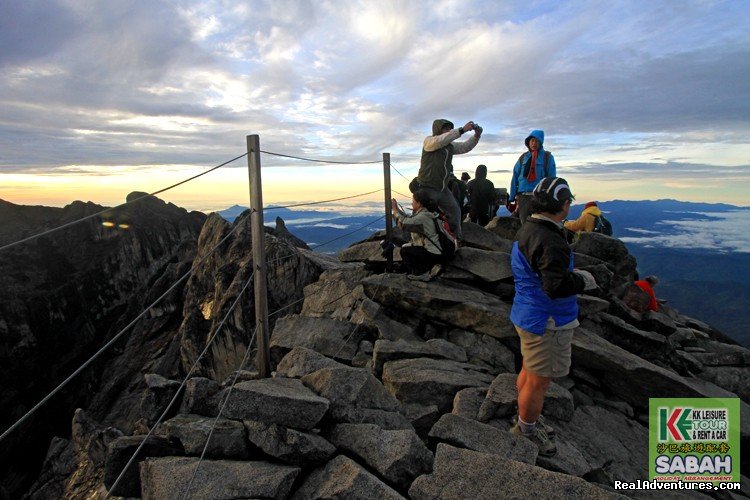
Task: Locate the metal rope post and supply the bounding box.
[383,152,393,273]
[247,135,271,378]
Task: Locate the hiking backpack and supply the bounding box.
[593,215,613,236]
[432,214,458,261]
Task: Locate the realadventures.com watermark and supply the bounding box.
[649,398,740,484]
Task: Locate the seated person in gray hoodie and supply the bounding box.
[391,189,443,280]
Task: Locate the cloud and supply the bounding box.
[0,0,749,210]
[0,1,79,66]
[624,227,660,235]
[620,211,750,253]
[565,161,750,182]
[304,223,350,229]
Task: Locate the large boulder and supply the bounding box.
[244,420,336,466]
[139,374,182,426]
[301,365,410,428]
[571,327,726,411]
[220,378,329,430]
[382,357,494,413]
[595,312,669,359]
[576,263,615,292]
[179,377,221,416]
[447,247,512,282]
[571,232,637,286]
[641,311,679,336]
[104,435,183,498]
[571,232,629,266]
[401,403,441,436]
[451,387,487,420]
[372,338,467,374]
[327,423,433,489]
[301,266,371,319]
[275,346,343,379]
[351,298,421,342]
[361,274,515,340]
[460,222,514,252]
[339,241,402,264]
[154,414,247,459]
[291,455,405,500]
[485,216,521,240]
[577,295,610,317]
[691,350,750,367]
[447,329,516,374]
[698,366,750,401]
[543,405,649,482]
[270,314,368,364]
[409,444,622,499]
[139,457,299,500]
[573,252,610,269]
[478,373,574,422]
[428,413,537,464]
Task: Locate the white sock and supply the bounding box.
[518,416,536,435]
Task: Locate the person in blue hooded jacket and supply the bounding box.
[508,130,556,223]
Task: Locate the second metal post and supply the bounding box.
[247,134,271,377]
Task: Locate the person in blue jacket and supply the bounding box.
[509,177,597,456]
[508,130,556,223]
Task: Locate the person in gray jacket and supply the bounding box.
[391,189,443,281]
[416,118,482,239]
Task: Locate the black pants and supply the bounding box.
[517,193,534,224]
[400,245,442,275]
[470,213,491,226]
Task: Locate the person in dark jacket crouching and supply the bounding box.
[509,177,597,456]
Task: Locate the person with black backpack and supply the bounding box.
[391,189,456,282]
[508,130,556,224]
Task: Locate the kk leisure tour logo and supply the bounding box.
[649,398,740,483]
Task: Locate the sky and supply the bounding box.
[1,0,750,213]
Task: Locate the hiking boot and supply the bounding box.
[510,414,555,437]
[510,424,557,457]
[407,272,431,282]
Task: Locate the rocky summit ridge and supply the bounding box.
[1,195,748,499]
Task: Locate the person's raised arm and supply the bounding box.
[423,121,475,152]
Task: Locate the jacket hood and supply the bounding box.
[475,164,487,179]
[582,205,602,217]
[524,129,545,149]
[432,119,454,136]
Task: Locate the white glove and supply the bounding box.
[574,269,598,291]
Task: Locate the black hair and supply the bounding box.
[413,189,439,212]
[475,164,487,179]
[530,191,566,215]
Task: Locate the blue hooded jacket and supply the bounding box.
[509,130,556,200]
